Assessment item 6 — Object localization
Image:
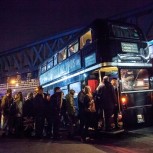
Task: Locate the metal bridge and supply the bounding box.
[0,3,153,94]
[0,28,83,84]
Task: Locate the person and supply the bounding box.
[1,88,15,136]
[33,86,46,138]
[50,87,63,140]
[43,93,52,138]
[97,76,117,131]
[14,91,23,137]
[60,92,68,128]
[81,85,96,142]
[84,39,91,48]
[111,78,119,129]
[23,92,34,137]
[65,89,76,139]
[78,87,85,134]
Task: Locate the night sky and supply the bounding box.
[0,0,152,52]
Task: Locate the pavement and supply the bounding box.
[0,126,153,153]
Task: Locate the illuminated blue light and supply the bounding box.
[147,40,153,45]
[83,73,87,78]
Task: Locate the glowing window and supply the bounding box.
[120,69,149,91]
[80,30,92,49]
[58,48,67,63]
[68,41,78,56]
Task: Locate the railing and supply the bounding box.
[0,79,39,96]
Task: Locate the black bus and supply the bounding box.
[39,19,153,130]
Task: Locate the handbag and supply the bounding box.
[88,99,96,112]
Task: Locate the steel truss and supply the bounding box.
[0,28,82,83]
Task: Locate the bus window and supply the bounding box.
[68,41,78,56]
[120,69,149,91]
[54,53,57,66]
[47,59,53,70]
[80,30,92,49]
[69,82,81,98]
[58,48,67,63]
[112,25,140,39]
[41,65,46,73]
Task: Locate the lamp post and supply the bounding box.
[6,77,10,89]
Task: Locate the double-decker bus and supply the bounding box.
[39,19,153,130]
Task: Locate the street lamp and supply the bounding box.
[7,79,18,89]
[10,79,16,84]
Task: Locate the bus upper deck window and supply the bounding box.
[47,59,53,70]
[41,65,46,73]
[112,25,140,39]
[54,54,57,66]
[80,30,92,49]
[68,42,78,56]
[58,48,67,63]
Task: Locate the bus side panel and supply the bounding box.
[122,92,153,128]
[123,106,153,128]
[126,92,152,107]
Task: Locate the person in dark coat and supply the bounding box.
[111,78,119,129]
[43,93,52,138]
[78,87,85,134]
[97,76,117,131]
[33,86,46,138]
[50,87,62,140]
[61,92,69,128]
[23,92,34,137]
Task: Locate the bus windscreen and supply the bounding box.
[120,69,149,91]
[112,25,140,39]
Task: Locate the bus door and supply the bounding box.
[119,68,153,128]
[90,66,122,130]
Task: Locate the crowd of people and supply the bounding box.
[0,75,120,142]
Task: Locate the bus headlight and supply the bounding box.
[121,96,127,110]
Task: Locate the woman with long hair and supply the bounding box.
[81,85,96,142]
[14,91,23,137]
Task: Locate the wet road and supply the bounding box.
[0,127,153,153]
